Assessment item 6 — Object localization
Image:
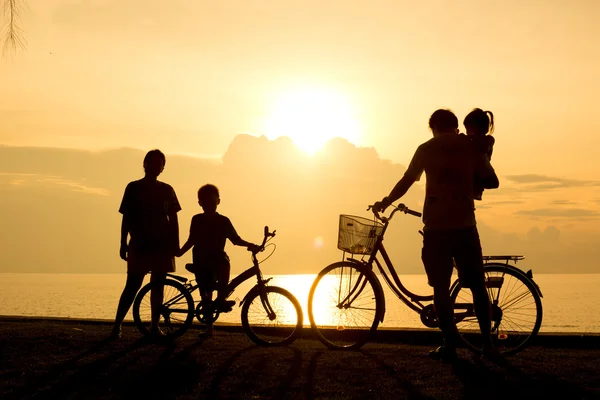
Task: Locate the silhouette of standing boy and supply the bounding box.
[111,149,181,338]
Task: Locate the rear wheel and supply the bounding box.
[308,261,384,349]
[133,279,194,339]
[451,265,543,355]
[241,286,303,346]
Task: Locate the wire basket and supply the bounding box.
[337,215,384,255]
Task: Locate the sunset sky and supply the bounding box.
[1,1,599,274]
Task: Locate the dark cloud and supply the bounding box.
[0,136,422,274]
[2,137,599,274]
[550,199,577,205]
[506,174,600,190]
[481,200,526,206]
[515,208,599,218]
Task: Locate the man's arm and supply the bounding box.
[169,211,180,254]
[376,146,423,210]
[384,175,417,205]
[119,214,130,261]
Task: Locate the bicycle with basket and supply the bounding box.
[307,203,543,355]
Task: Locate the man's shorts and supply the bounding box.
[421,226,485,289]
[127,246,175,275]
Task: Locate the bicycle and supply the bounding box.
[132,226,303,346]
[307,204,543,355]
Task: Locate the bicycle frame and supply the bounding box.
[346,205,542,324]
[163,228,277,319]
[352,208,434,318]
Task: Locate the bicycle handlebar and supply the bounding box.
[252,225,276,255]
[367,203,422,223]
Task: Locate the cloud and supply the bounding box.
[550,199,577,205]
[506,174,600,190]
[0,172,110,197]
[515,208,599,218]
[0,137,422,273]
[1,137,599,274]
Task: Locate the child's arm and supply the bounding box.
[177,238,193,257]
[230,235,258,250]
[227,220,259,251]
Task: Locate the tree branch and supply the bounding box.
[2,0,27,57]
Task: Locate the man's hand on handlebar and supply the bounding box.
[371,197,392,214]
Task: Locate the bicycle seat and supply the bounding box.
[185,263,197,273]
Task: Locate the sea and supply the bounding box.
[0,273,598,333]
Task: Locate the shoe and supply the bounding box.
[481,345,503,361]
[429,346,458,363]
[109,325,122,340]
[198,324,214,338]
[151,326,167,338]
[215,299,236,312]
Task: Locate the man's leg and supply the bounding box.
[150,271,167,332]
[433,284,460,349]
[454,226,495,352]
[422,229,458,360]
[112,273,145,337]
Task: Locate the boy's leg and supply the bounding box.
[112,272,145,337]
[195,271,214,337]
[215,259,233,309]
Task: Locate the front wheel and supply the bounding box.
[308,261,384,349]
[241,286,303,346]
[133,279,194,339]
[451,265,543,355]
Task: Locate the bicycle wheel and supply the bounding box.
[308,261,384,349]
[133,279,195,339]
[241,286,303,346]
[450,265,543,355]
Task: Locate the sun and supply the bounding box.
[263,88,362,154]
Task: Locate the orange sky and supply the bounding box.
[1,1,599,273]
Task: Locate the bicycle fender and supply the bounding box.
[451,263,543,298]
[239,285,261,307]
[483,263,544,298]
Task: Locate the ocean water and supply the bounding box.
[0,273,598,333]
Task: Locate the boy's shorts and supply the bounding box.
[188,253,230,291]
[421,226,485,289]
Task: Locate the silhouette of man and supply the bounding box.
[111,149,181,338]
[373,109,499,361]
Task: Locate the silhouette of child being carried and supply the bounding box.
[463,108,495,200]
[178,184,258,337]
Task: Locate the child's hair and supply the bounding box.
[198,184,220,202]
[143,149,166,166]
[464,108,495,135]
[428,109,458,133]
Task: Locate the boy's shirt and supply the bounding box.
[119,179,181,253]
[403,134,497,230]
[189,212,240,264]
